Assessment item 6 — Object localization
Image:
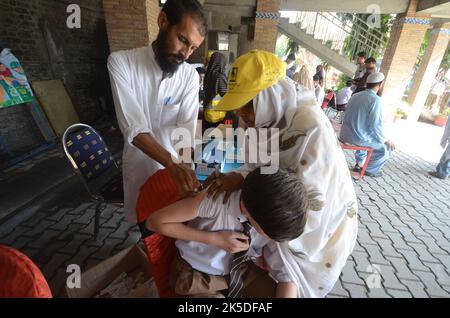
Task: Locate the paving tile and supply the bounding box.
[342,283,368,298]
[412,271,450,297]
[400,279,429,298]
[386,289,413,298]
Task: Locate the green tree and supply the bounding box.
[285,38,300,56]
[338,13,394,61]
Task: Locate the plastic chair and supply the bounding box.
[329,119,373,181]
[135,169,182,298]
[62,123,123,239]
[322,91,336,110]
[0,245,52,298]
[339,143,373,180]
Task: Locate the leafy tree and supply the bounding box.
[338,13,394,61]
[285,38,300,56]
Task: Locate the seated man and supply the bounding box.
[146,168,308,298]
[336,80,353,111]
[340,72,395,177]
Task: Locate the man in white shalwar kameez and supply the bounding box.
[107,0,207,222]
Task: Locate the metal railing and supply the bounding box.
[292,11,389,60]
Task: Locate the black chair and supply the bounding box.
[62,123,123,239]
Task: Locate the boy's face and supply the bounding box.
[239,199,270,240]
[365,62,376,70]
[234,101,255,128]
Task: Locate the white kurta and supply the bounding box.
[108,46,200,222]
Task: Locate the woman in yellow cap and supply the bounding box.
[204,50,358,298]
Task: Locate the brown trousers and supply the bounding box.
[169,253,277,298]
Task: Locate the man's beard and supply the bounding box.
[154,30,185,75]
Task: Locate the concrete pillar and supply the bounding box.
[103,0,160,53]
[250,0,281,53]
[379,0,431,119]
[407,23,450,121]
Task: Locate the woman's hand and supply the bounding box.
[205,172,244,203]
[207,231,250,254]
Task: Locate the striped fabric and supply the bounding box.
[0,245,52,298]
[228,221,252,298]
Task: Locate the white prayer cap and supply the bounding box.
[367,72,385,84]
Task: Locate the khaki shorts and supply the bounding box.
[169,253,277,298]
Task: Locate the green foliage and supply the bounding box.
[416,29,431,69]
[339,14,394,61]
[439,106,450,116]
[335,74,351,91]
[441,48,450,72]
[275,36,288,58]
[395,107,408,119]
[285,38,300,56]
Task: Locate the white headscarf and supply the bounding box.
[237,78,358,298]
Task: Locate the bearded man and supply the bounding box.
[108,0,207,222]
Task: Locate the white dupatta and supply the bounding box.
[237,79,358,297]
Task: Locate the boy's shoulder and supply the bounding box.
[198,190,243,220]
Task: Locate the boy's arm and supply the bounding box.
[146,191,212,245]
[145,191,249,253]
[276,282,298,298]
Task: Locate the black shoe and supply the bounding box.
[364,171,383,178]
[428,171,449,180]
[352,165,362,173]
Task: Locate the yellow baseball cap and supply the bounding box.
[214,50,286,111]
[206,50,215,63]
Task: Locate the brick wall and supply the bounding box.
[146,0,160,44]
[103,0,160,53]
[379,0,431,119]
[0,0,111,162]
[407,23,450,121]
[250,0,281,53]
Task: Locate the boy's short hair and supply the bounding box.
[241,168,309,242]
[365,57,376,64]
[357,52,366,58]
[313,74,320,82]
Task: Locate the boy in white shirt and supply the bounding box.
[146,168,308,298]
[313,75,325,106]
[336,80,354,111]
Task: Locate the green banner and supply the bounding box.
[0,48,35,108]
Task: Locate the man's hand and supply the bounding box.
[167,163,201,197]
[385,140,396,151]
[207,231,250,254]
[205,172,244,203]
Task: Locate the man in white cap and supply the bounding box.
[340,72,395,177]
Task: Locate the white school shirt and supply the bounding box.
[315,86,325,106]
[108,46,200,222]
[175,191,291,283]
[336,86,353,105]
